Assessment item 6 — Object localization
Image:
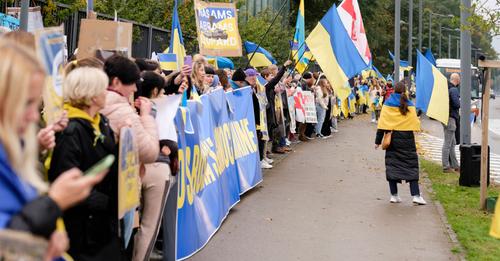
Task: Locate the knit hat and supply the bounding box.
[244,68,257,77]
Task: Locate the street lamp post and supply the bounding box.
[428,12,432,50]
[395,0,401,82]
[441,26,460,58]
[460,0,472,145]
[418,0,422,51]
[408,0,413,67]
[428,11,454,53]
[20,0,29,31]
[438,22,442,57]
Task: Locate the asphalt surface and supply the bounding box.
[188,114,456,261]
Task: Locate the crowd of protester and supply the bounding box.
[0,29,402,260]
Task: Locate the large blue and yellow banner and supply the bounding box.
[194,0,242,57]
[174,87,262,260]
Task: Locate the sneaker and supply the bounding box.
[390,195,402,203]
[264,157,274,164]
[261,160,273,169]
[285,139,291,146]
[316,133,324,138]
[371,119,376,123]
[413,196,427,205]
[306,136,315,140]
[322,135,331,139]
[332,129,339,133]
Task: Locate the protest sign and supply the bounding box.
[35,26,65,125]
[118,127,140,219]
[173,87,261,260]
[153,94,182,141]
[77,19,132,59]
[7,6,43,33]
[193,0,242,57]
[302,91,318,123]
[288,96,297,133]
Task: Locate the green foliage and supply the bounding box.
[235,9,294,68]
[421,159,500,261]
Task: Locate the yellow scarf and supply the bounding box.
[64,103,103,146]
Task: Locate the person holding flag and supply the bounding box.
[375,82,426,205]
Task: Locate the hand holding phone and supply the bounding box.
[84,155,115,177]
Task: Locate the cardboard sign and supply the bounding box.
[118,127,140,219]
[7,6,43,33]
[193,0,242,57]
[77,19,132,60]
[302,91,318,123]
[35,26,65,125]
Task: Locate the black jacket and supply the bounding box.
[376,130,419,181]
[48,116,120,261]
[265,66,287,130]
[448,82,460,121]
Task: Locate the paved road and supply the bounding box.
[188,114,456,261]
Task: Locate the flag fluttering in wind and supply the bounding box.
[416,50,449,125]
[166,0,186,69]
[337,0,371,65]
[388,51,412,71]
[158,53,178,71]
[306,4,367,90]
[424,48,437,66]
[244,41,277,68]
[292,0,312,73]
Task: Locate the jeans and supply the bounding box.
[442,117,459,169]
[315,104,326,135]
[371,111,376,121]
[389,180,420,196]
[331,117,338,130]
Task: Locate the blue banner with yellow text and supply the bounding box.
[174,87,262,260]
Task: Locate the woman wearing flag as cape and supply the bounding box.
[375,82,426,205]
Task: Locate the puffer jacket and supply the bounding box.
[100,91,159,164]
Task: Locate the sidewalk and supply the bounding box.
[188,114,457,261]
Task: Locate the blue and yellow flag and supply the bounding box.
[244,41,276,68]
[490,196,500,239]
[306,4,367,94]
[292,0,312,73]
[165,0,186,69]
[424,49,437,66]
[377,93,420,131]
[389,50,412,71]
[416,50,449,125]
[158,53,178,71]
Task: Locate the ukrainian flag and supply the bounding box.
[389,51,413,71]
[490,197,500,239]
[292,0,312,73]
[244,41,277,68]
[415,49,449,125]
[306,4,367,95]
[165,0,186,69]
[424,49,437,66]
[158,53,178,71]
[377,93,420,131]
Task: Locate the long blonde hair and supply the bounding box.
[0,39,47,192]
[191,61,206,92]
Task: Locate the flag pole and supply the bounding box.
[290,50,310,76]
[289,41,306,62]
[245,0,288,68]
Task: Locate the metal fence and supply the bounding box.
[32,0,196,58]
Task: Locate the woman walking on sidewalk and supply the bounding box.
[374,82,426,205]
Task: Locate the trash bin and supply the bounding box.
[459,144,490,187]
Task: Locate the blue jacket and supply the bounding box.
[448,82,460,121]
[0,143,37,229]
[0,143,60,238]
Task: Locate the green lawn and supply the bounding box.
[421,160,500,261]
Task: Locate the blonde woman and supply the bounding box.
[48,67,120,260]
[0,39,105,260]
[191,61,208,95]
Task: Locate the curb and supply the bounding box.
[421,173,467,261]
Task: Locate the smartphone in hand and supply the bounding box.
[184,55,193,68]
[84,155,115,177]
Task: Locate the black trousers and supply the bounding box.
[388,180,420,196]
[257,130,264,161]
